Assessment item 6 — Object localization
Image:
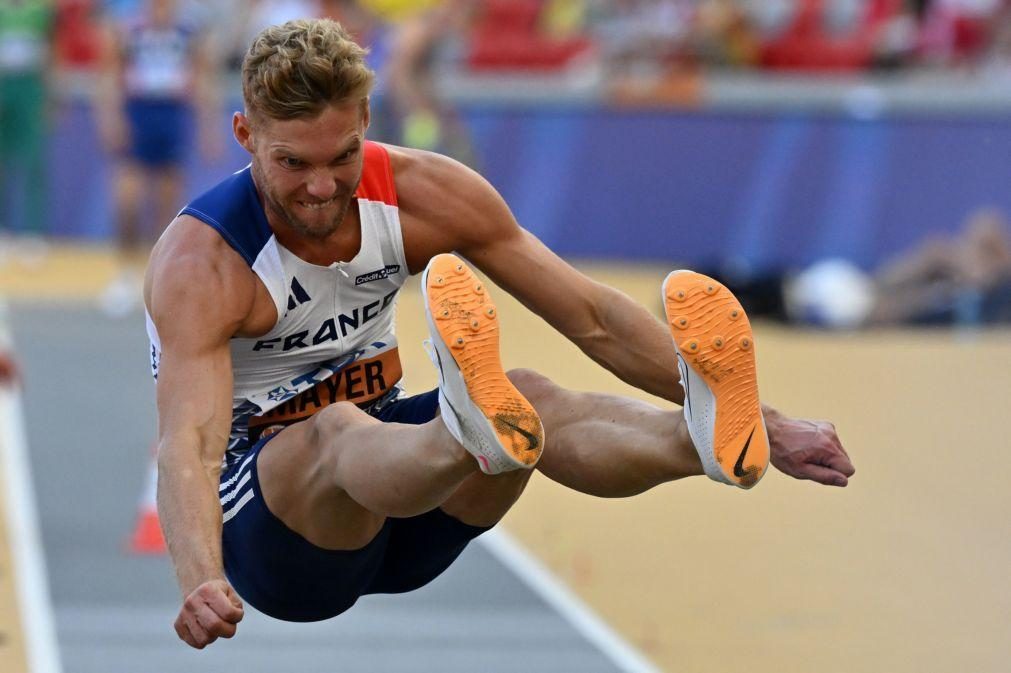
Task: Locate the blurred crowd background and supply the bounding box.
[2,0,1011,327]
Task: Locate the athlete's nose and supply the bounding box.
[305,170,338,201]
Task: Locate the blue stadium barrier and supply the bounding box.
[39,101,1011,271]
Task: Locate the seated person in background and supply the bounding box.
[786,208,1011,328]
[868,208,1011,326]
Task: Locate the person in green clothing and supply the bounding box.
[0,0,54,260]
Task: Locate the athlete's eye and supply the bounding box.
[332,147,358,164]
[281,157,303,169]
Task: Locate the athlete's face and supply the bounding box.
[235,101,369,240]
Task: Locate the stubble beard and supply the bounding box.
[253,161,351,240]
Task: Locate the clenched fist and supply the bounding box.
[175,579,244,649]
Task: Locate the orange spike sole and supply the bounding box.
[426,254,543,467]
[663,271,769,488]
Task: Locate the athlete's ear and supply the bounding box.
[360,97,371,134]
[233,111,255,154]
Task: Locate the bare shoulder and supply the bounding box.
[146,215,258,343]
[386,145,520,272]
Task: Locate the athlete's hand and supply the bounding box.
[764,406,855,487]
[175,579,244,649]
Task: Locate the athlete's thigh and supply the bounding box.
[255,406,386,550]
[219,434,392,623]
[366,390,513,593]
[375,388,534,523]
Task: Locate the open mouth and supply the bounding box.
[298,197,337,211]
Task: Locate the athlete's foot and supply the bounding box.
[662,271,770,488]
[423,253,543,475]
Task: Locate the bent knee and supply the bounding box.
[506,368,559,407]
[309,402,376,444]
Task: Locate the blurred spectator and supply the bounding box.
[0,0,55,262]
[592,0,693,72]
[315,1,394,136]
[868,1,919,70]
[240,0,322,52]
[468,0,593,70]
[756,0,907,72]
[252,0,320,24]
[918,0,1003,66]
[591,1,708,105]
[376,0,477,161]
[216,0,321,77]
[52,0,103,100]
[453,0,1011,76]
[785,208,1011,328]
[868,208,1011,325]
[542,0,589,40]
[980,2,1011,77]
[96,0,221,316]
[204,1,1011,98]
[319,0,378,38]
[694,0,761,67]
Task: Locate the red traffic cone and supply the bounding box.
[128,453,167,555]
[129,507,166,555]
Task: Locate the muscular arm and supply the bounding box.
[396,148,854,486]
[398,150,683,403]
[471,229,683,403]
[146,218,253,645]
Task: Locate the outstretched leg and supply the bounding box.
[510,369,701,497]
[472,268,770,497]
[445,269,771,502]
[435,368,700,530]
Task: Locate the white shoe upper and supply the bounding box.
[674,349,732,486]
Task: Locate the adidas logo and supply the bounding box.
[287,277,312,311]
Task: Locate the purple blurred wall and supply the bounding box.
[42,101,1011,271]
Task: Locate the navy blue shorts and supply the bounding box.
[220,389,490,622]
[125,98,190,167]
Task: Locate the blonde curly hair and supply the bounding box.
[242,19,375,122]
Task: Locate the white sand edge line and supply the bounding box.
[479,528,663,673]
[0,303,63,673]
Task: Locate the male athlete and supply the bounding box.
[145,19,853,649]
